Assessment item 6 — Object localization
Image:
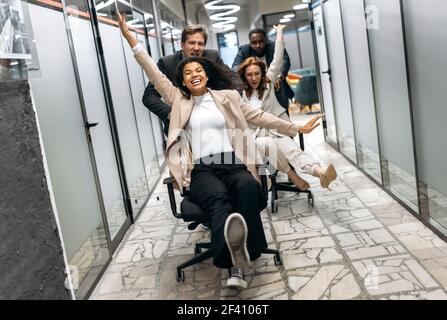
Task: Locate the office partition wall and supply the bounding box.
[27,2,111,299]
[339,0,381,182]
[323,0,357,162]
[402,0,447,233]
[25,0,167,298]
[94,3,150,216]
[66,0,130,244]
[312,3,337,147]
[365,0,418,211]
[312,0,447,239]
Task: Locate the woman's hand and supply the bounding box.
[117,11,138,48]
[273,24,286,41]
[298,113,325,134]
[273,24,287,32]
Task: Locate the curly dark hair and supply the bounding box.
[236,57,270,100]
[175,56,235,98]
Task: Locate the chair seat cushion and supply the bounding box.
[180,197,209,222]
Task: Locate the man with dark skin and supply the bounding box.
[142,25,242,135]
[232,28,295,114]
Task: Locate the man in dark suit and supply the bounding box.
[142,24,242,135]
[232,28,294,113]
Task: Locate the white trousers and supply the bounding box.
[255,136,320,176]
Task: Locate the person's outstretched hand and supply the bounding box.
[117,11,138,48]
[298,113,325,134]
[273,24,287,33]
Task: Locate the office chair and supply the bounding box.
[163,165,283,282]
[294,75,319,114]
[269,133,315,213]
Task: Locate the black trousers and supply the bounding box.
[189,152,268,268]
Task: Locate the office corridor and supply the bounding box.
[91,113,447,300]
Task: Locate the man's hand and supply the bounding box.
[274,77,282,91]
[298,113,325,134]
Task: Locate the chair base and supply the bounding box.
[175,243,283,282]
[270,174,314,213]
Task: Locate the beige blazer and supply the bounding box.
[134,49,300,192]
[244,38,291,139]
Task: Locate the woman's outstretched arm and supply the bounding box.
[240,97,324,136]
[118,12,177,106]
[266,24,286,82]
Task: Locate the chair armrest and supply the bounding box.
[256,164,269,200]
[163,177,174,184]
[298,133,304,151]
[163,176,182,219]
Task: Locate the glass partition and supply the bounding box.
[365,0,418,211]
[94,0,149,216]
[65,0,128,243]
[27,1,110,299]
[339,0,381,181]
[312,3,338,147]
[123,8,161,200]
[402,0,447,233]
[323,0,357,162]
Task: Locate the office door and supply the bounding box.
[312,1,338,147]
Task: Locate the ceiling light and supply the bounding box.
[284,14,295,18]
[293,4,308,10]
[95,0,114,11]
[205,0,240,31]
[280,18,291,23]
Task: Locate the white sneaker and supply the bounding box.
[227,267,247,289]
[224,213,250,268]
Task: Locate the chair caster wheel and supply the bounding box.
[308,193,314,207]
[176,269,185,282]
[274,254,283,266]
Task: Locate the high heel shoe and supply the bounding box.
[320,164,337,190]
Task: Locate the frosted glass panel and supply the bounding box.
[27,3,109,299]
[97,14,149,215]
[403,0,447,232]
[365,0,417,210]
[298,29,315,70]
[123,27,160,197]
[323,0,356,162]
[340,0,380,181]
[313,4,337,146]
[67,11,127,241]
[148,36,160,62]
[283,31,301,70]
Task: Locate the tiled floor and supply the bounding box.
[91,113,447,300]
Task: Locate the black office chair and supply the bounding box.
[268,133,315,213]
[163,165,283,282]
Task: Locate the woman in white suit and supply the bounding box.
[237,25,337,191]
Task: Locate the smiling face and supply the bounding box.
[245,64,262,90]
[181,32,206,57]
[182,61,208,96]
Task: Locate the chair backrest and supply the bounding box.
[295,75,319,105]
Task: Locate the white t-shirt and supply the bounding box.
[186,93,234,160]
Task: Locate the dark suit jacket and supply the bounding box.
[232,40,294,110]
[142,49,243,135]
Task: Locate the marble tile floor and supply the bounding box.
[91,114,447,300]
